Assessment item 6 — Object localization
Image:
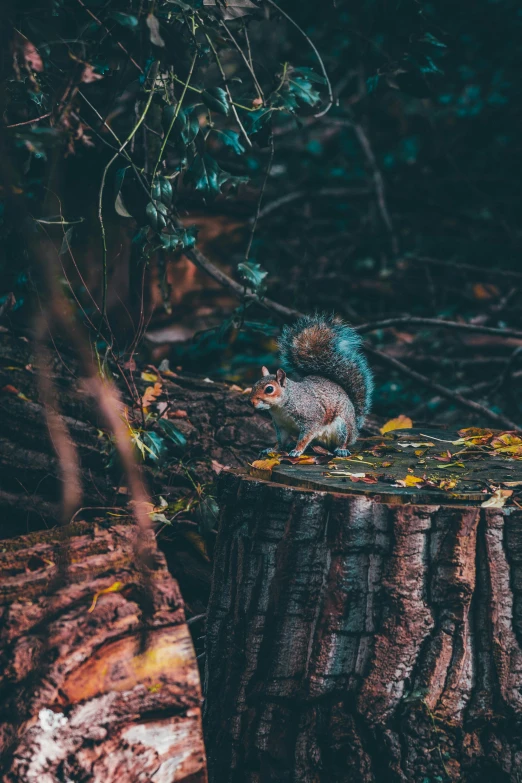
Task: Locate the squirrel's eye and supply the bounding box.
[264,385,274,394]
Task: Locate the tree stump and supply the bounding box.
[0,518,207,782]
[204,428,522,782]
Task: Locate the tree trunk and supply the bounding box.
[0,519,207,782]
[204,461,522,782]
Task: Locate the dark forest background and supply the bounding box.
[2,0,522,429]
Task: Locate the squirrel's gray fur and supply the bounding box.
[278,313,373,428]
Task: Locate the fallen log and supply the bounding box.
[0,519,207,782]
[204,427,522,782]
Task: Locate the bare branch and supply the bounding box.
[356,316,522,340]
[365,346,520,431]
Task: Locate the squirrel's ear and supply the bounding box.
[261,366,270,377]
[276,368,287,387]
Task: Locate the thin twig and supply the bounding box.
[201,25,252,149]
[245,134,274,261]
[6,112,51,128]
[152,23,198,183]
[356,316,522,340]
[252,186,371,223]
[76,0,144,73]
[98,61,159,322]
[220,19,264,102]
[350,120,398,255]
[408,255,522,280]
[265,0,333,117]
[366,346,521,431]
[184,245,300,320]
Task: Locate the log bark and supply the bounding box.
[0,519,207,782]
[204,467,522,782]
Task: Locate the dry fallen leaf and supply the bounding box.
[439,479,457,490]
[312,445,331,455]
[481,489,513,508]
[211,459,227,474]
[142,382,163,407]
[251,457,280,471]
[457,427,494,446]
[491,432,522,456]
[396,475,424,487]
[380,415,413,435]
[141,371,158,382]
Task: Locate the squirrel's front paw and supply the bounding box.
[288,449,303,458]
[334,448,351,457]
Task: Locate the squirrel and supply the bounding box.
[250,313,373,457]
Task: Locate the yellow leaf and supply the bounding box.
[439,479,457,490]
[380,415,413,434]
[457,427,493,446]
[251,458,280,471]
[404,475,424,486]
[491,432,522,455]
[88,581,124,613]
[141,371,158,382]
[481,489,513,508]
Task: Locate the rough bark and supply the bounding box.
[204,469,522,783]
[0,519,207,782]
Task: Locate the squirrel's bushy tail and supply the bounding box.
[279,314,373,426]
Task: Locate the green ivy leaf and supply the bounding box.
[419,32,447,48]
[162,104,201,146]
[159,177,173,206]
[292,66,326,85]
[201,87,230,116]
[110,12,139,29]
[146,201,166,230]
[142,431,167,462]
[366,74,380,94]
[158,418,187,447]
[186,154,247,196]
[215,129,245,155]
[236,259,268,290]
[159,225,198,251]
[244,108,271,135]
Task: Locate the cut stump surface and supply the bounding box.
[204,428,522,783]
